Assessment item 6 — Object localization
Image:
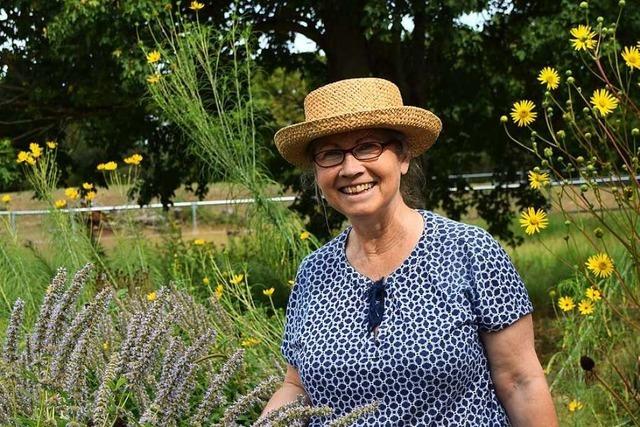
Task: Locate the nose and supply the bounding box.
[338,152,365,177]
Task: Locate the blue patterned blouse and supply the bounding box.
[281,209,534,426]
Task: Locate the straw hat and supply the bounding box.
[274,77,442,168]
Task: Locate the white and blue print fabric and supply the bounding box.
[281,209,534,426]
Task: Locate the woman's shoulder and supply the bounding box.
[424,209,492,245]
[297,227,349,271]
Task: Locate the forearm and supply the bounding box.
[496,374,558,427]
[258,383,309,421]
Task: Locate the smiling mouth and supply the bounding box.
[339,182,376,195]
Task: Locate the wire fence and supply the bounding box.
[0,174,637,234]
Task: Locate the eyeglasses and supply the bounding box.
[312,139,397,168]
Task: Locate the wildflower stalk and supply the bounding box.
[3,299,24,364]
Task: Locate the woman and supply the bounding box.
[261,78,557,426]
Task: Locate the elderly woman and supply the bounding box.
[260,78,557,426]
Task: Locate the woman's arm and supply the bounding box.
[480,314,558,427]
[258,364,310,421]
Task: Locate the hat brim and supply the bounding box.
[274,106,442,169]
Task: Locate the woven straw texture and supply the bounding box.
[274,78,442,168]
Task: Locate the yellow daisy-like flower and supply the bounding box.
[590,88,618,117]
[558,296,575,312]
[585,287,602,301]
[578,299,595,315]
[85,191,96,201]
[510,100,537,127]
[214,284,224,300]
[82,182,94,190]
[146,73,161,84]
[300,231,311,240]
[16,151,34,164]
[96,163,106,171]
[29,142,43,158]
[202,276,210,285]
[54,199,67,209]
[537,67,560,90]
[528,171,550,190]
[568,399,583,412]
[64,187,79,200]
[621,46,640,69]
[146,50,161,64]
[230,274,244,285]
[263,287,275,297]
[193,239,205,246]
[189,1,204,10]
[46,140,58,149]
[124,153,143,165]
[241,337,260,347]
[585,253,614,278]
[570,25,597,51]
[519,207,549,235]
[103,161,117,171]
[2,195,11,204]
[146,291,157,302]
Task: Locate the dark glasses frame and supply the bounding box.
[312,139,398,168]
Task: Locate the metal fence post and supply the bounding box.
[191,202,197,232]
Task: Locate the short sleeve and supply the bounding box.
[280,261,308,369]
[466,228,534,332]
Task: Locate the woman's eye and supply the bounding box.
[355,142,381,155]
[318,150,342,161]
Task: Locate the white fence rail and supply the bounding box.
[0,174,637,232]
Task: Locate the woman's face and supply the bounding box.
[311,128,410,220]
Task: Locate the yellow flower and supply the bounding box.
[193,239,205,246]
[64,187,79,200]
[230,274,244,285]
[97,163,105,171]
[288,280,295,287]
[241,337,260,347]
[585,287,602,301]
[103,161,117,171]
[519,207,548,235]
[202,276,210,285]
[16,151,35,164]
[189,1,204,10]
[54,199,67,209]
[585,253,614,278]
[29,142,43,158]
[558,296,575,312]
[85,191,96,201]
[146,73,161,84]
[590,88,618,117]
[124,153,143,165]
[214,284,224,300]
[621,46,640,69]
[570,25,597,51]
[146,50,161,63]
[528,171,550,190]
[263,287,275,297]
[46,140,58,149]
[146,291,157,301]
[102,341,109,351]
[537,67,560,90]
[2,195,11,204]
[510,100,537,127]
[578,299,595,315]
[82,182,94,190]
[568,399,583,412]
[300,231,311,240]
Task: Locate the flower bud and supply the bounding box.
[582,107,590,114]
[556,130,566,139]
[565,70,573,76]
[576,156,584,163]
[500,115,508,123]
[594,227,604,238]
[541,159,549,167]
[584,132,592,139]
[632,128,639,136]
[564,220,572,226]
[581,184,589,192]
[533,166,541,173]
[557,156,564,163]
[597,16,604,23]
[544,147,553,158]
[531,131,538,137]
[619,0,625,7]
[567,76,575,84]
[579,1,588,8]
